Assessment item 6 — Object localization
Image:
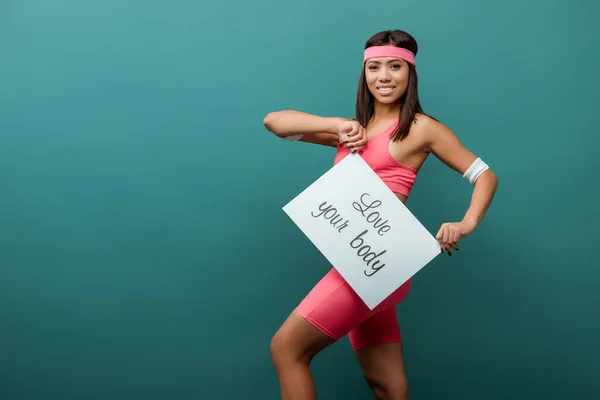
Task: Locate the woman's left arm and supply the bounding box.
[421,117,499,255]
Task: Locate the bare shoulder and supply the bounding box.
[411,113,478,174]
[410,113,450,144]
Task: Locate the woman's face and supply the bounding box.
[364,57,410,105]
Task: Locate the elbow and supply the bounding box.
[478,168,499,190]
[263,111,283,137]
[263,112,275,129]
[489,169,499,187]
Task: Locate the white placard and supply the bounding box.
[282,153,441,309]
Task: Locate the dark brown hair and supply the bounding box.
[355,30,434,141]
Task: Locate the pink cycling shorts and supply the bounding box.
[296,267,411,350]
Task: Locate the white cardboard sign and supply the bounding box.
[282,153,441,309]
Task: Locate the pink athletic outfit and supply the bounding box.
[296,120,419,350]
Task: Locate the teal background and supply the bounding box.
[1,0,598,399]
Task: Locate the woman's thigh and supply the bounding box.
[294,268,411,342]
[295,268,376,341]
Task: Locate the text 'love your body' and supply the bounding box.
[310,193,390,277]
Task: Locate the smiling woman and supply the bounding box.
[263,29,499,400]
[368,59,406,97]
[356,36,425,144]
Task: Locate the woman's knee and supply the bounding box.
[269,329,296,366]
[270,311,335,367]
[269,323,313,368]
[364,375,409,400]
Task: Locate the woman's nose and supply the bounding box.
[378,68,391,81]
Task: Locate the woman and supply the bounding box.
[263,29,498,400]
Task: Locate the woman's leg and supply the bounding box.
[349,308,410,400]
[270,268,369,399]
[354,341,409,400]
[270,269,411,399]
[270,310,336,400]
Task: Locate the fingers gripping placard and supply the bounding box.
[282,154,441,309]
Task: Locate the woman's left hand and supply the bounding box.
[435,219,477,256]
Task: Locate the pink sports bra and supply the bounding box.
[333,121,418,197]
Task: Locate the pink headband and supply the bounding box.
[363,46,416,67]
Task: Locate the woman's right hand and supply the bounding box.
[337,119,368,153]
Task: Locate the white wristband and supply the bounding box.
[463,157,489,184]
[284,134,304,141]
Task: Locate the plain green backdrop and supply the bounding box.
[1,0,598,399]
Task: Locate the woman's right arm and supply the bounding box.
[263,110,346,147]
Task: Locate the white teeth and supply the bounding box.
[378,87,393,92]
